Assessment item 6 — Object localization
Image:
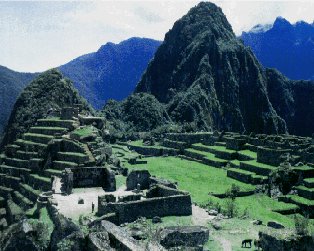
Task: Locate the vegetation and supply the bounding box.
[60,38,161,109]
[0,66,36,137]
[72,126,95,137]
[102,93,170,140]
[0,69,93,149]
[270,162,299,195]
[126,156,305,227]
[294,214,309,236]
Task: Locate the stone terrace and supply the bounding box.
[122,131,314,217]
[0,107,112,230]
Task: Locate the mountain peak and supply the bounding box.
[273,16,292,30]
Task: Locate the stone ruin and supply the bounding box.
[98,170,192,225]
[0,105,117,231]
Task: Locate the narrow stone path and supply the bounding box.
[53,177,62,194]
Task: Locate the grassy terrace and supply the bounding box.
[238,149,257,159]
[20,183,40,196]
[241,160,275,171]
[286,195,314,206]
[72,126,95,137]
[39,207,54,236]
[125,156,254,202]
[58,152,87,157]
[29,174,51,183]
[127,140,168,149]
[24,133,53,139]
[185,148,227,162]
[125,156,301,227]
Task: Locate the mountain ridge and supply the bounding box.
[59,37,161,109]
[0,37,161,137]
[241,17,314,80]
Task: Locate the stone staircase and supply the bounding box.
[0,116,78,228]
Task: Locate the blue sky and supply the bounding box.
[0,0,313,72]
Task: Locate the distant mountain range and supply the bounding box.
[0,37,161,136]
[0,66,37,137]
[60,37,161,109]
[1,16,314,138]
[241,17,314,80]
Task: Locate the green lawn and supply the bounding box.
[125,156,254,203]
[238,149,257,159]
[185,148,227,162]
[128,140,166,149]
[125,156,302,227]
[72,126,95,137]
[39,207,54,233]
[116,175,126,189]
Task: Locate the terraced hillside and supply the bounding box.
[0,107,108,230]
[122,131,314,220]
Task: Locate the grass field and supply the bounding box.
[125,156,254,202]
[125,156,305,227]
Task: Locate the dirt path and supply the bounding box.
[191,204,215,226]
[217,237,232,251]
[53,187,135,220]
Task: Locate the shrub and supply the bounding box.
[294,214,309,236]
[224,198,238,218]
[225,184,240,200]
[270,161,298,195]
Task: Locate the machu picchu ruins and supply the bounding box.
[1,1,314,251]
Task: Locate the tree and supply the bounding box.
[270,161,298,195]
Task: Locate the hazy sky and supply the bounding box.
[0,0,313,72]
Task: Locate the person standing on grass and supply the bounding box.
[92,202,95,213]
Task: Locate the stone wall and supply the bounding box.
[126,170,151,190]
[98,185,192,224]
[78,115,105,130]
[259,230,314,251]
[61,107,78,120]
[165,133,215,145]
[123,144,179,157]
[162,139,189,150]
[225,137,246,150]
[257,147,290,166]
[72,167,115,191]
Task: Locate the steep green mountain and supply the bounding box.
[266,69,314,136]
[60,37,161,109]
[102,93,170,139]
[0,66,36,137]
[0,69,92,148]
[0,38,160,138]
[135,2,313,135]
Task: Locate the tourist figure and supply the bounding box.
[92,202,95,213]
[136,183,141,193]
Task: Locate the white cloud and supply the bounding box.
[0,1,313,72]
